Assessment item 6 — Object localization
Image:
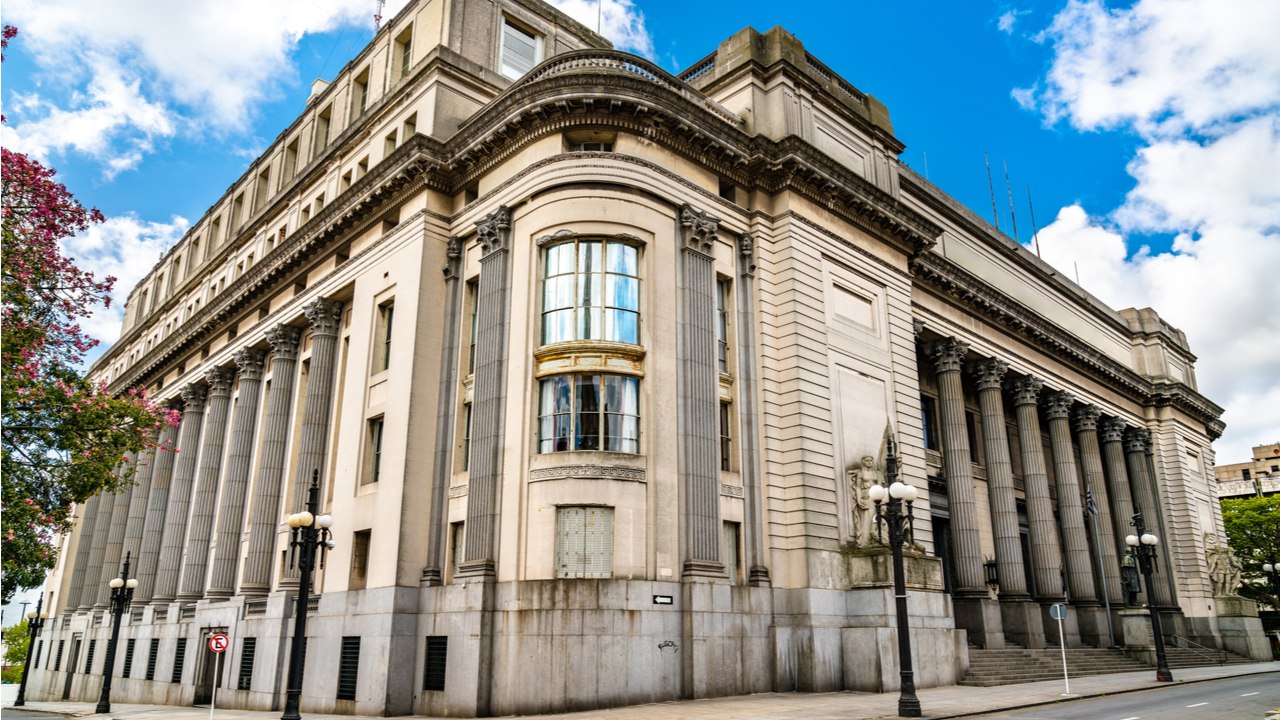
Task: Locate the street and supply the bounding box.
[983,673,1279,719]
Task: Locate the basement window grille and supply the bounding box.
[145,639,159,680]
[337,637,360,701]
[123,638,136,678]
[423,636,447,691]
[34,640,43,670]
[171,638,187,683]
[54,640,64,671]
[84,639,97,673]
[237,638,256,691]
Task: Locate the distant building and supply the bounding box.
[25,0,1267,716]
[1215,443,1280,499]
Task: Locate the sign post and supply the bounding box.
[1049,603,1072,696]
[208,633,229,719]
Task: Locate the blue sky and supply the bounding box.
[1,1,1276,528]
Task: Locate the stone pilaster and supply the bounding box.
[424,237,465,586]
[1124,428,1174,607]
[83,488,117,609]
[207,349,266,599]
[152,383,207,605]
[460,208,512,578]
[1074,406,1124,608]
[736,232,769,586]
[64,493,101,612]
[926,338,983,593]
[1044,392,1098,604]
[1008,377,1065,602]
[678,205,724,578]
[134,421,179,604]
[240,325,302,595]
[177,367,236,602]
[95,457,135,606]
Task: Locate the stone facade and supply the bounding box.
[26,1,1257,716]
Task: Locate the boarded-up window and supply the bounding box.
[555,507,613,579]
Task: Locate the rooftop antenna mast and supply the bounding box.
[597,0,604,34]
[985,153,1000,231]
[1003,159,1019,242]
[1027,186,1042,258]
[374,0,386,30]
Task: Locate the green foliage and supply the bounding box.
[3,620,31,669]
[1221,494,1280,608]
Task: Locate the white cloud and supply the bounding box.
[547,0,655,59]
[1022,0,1280,462]
[997,9,1029,35]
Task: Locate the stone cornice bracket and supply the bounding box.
[679,204,719,257]
[205,367,237,397]
[1043,391,1075,420]
[912,319,925,340]
[476,206,512,257]
[736,232,755,275]
[233,348,267,381]
[926,337,969,374]
[180,383,208,410]
[265,324,302,360]
[1073,404,1101,433]
[1123,427,1151,454]
[1099,417,1127,443]
[969,358,1009,391]
[1006,376,1043,407]
[303,297,343,338]
[443,236,464,280]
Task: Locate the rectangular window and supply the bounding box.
[722,521,742,585]
[283,138,299,181]
[376,301,395,371]
[254,167,270,212]
[315,105,332,156]
[542,240,639,345]
[54,640,64,671]
[351,69,369,121]
[123,638,136,678]
[716,279,731,373]
[500,20,540,79]
[395,26,413,79]
[172,638,187,683]
[85,639,97,673]
[1242,469,1251,481]
[337,637,360,701]
[145,639,159,680]
[921,396,940,451]
[965,411,980,464]
[461,404,473,471]
[466,280,478,374]
[403,113,417,138]
[237,638,256,691]
[538,374,639,454]
[364,418,384,486]
[384,130,398,156]
[570,141,613,152]
[231,194,244,229]
[449,522,465,580]
[555,506,613,578]
[423,636,448,691]
[350,529,371,590]
[720,401,732,471]
[210,217,222,248]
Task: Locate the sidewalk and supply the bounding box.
[6,662,1278,719]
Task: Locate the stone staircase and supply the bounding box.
[959,642,1258,687]
[1159,645,1256,669]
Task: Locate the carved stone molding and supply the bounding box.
[448,485,468,498]
[679,204,719,256]
[180,383,208,410]
[1073,405,1101,433]
[205,367,236,397]
[736,231,754,262]
[720,483,744,498]
[1099,417,1127,444]
[1007,376,1043,407]
[476,206,512,256]
[527,465,646,483]
[926,337,969,374]
[969,358,1008,391]
[1043,391,1075,420]
[265,324,302,360]
[303,297,343,337]
[912,319,925,340]
[233,348,266,380]
[444,236,464,280]
[1124,427,1151,454]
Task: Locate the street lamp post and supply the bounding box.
[96,551,139,714]
[867,436,922,718]
[1125,511,1172,682]
[281,470,335,720]
[1262,558,1280,601]
[13,593,48,706]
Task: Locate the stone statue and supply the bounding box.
[848,456,883,546]
[1205,533,1242,596]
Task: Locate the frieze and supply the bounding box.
[528,466,647,483]
[720,483,744,498]
[448,484,468,498]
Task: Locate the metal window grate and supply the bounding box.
[171,638,187,683]
[84,639,97,674]
[145,638,159,680]
[237,637,256,691]
[123,638,136,678]
[337,636,360,701]
[34,640,43,670]
[555,507,614,578]
[54,640,64,671]
[423,636,447,691]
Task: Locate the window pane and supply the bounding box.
[579,241,602,273]
[575,375,600,413]
[608,243,637,276]
[541,376,572,414]
[605,309,638,344]
[553,414,572,452]
[544,276,575,310]
[578,273,602,308]
[543,309,573,345]
[547,243,574,276]
[576,412,600,450]
[606,275,638,310]
[579,307,602,340]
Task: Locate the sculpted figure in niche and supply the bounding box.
[848,455,883,546]
[1204,533,1242,596]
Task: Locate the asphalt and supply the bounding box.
[3,661,1278,719]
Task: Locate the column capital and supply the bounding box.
[1124,427,1151,454]
[736,232,755,275]
[303,297,343,337]
[265,324,302,360]
[912,319,925,340]
[1099,416,1127,443]
[180,383,207,410]
[1073,404,1101,433]
[926,337,970,374]
[444,236,464,279]
[1006,376,1043,406]
[679,204,719,256]
[476,206,511,256]
[233,348,267,381]
[205,367,236,397]
[968,358,1009,390]
[1043,391,1075,420]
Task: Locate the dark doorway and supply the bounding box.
[1020,530,1037,595]
[61,636,81,700]
[192,638,225,706]
[932,516,954,593]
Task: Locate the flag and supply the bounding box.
[1085,489,1099,518]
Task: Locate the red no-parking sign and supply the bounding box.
[208,632,229,654]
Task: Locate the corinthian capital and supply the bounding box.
[180,383,208,411]
[265,324,302,361]
[926,337,969,374]
[233,348,267,381]
[303,298,343,337]
[1124,427,1151,454]
[476,206,511,256]
[969,358,1009,391]
[1043,391,1075,420]
[1072,405,1101,433]
[679,204,719,256]
[205,367,237,397]
[1006,376,1043,407]
[1099,417,1127,443]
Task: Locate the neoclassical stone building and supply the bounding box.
[26,0,1260,715]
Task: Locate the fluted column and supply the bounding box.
[1099,418,1136,579]
[736,232,769,586]
[1044,392,1098,604]
[240,325,302,595]
[1124,428,1173,607]
[152,384,207,605]
[424,238,464,586]
[64,493,101,612]
[95,457,135,606]
[120,446,158,571]
[177,367,236,602]
[83,488,116,609]
[678,206,724,578]
[971,359,1027,597]
[134,421,179,604]
[207,349,266,599]
[1008,377,1065,601]
[461,208,512,578]
[927,338,983,593]
[1074,406,1123,605]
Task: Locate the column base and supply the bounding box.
[1040,600,1081,648]
[682,559,726,580]
[999,597,1046,648]
[455,559,496,580]
[748,566,772,587]
[1120,608,1157,663]
[1074,603,1115,647]
[953,594,1004,649]
[420,567,443,587]
[1215,596,1271,661]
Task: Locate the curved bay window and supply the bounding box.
[539,374,639,453]
[542,240,639,346]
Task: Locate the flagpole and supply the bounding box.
[1086,490,1115,648]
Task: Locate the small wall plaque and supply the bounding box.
[652,595,673,605]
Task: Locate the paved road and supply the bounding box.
[983,673,1279,719]
[1,709,66,719]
